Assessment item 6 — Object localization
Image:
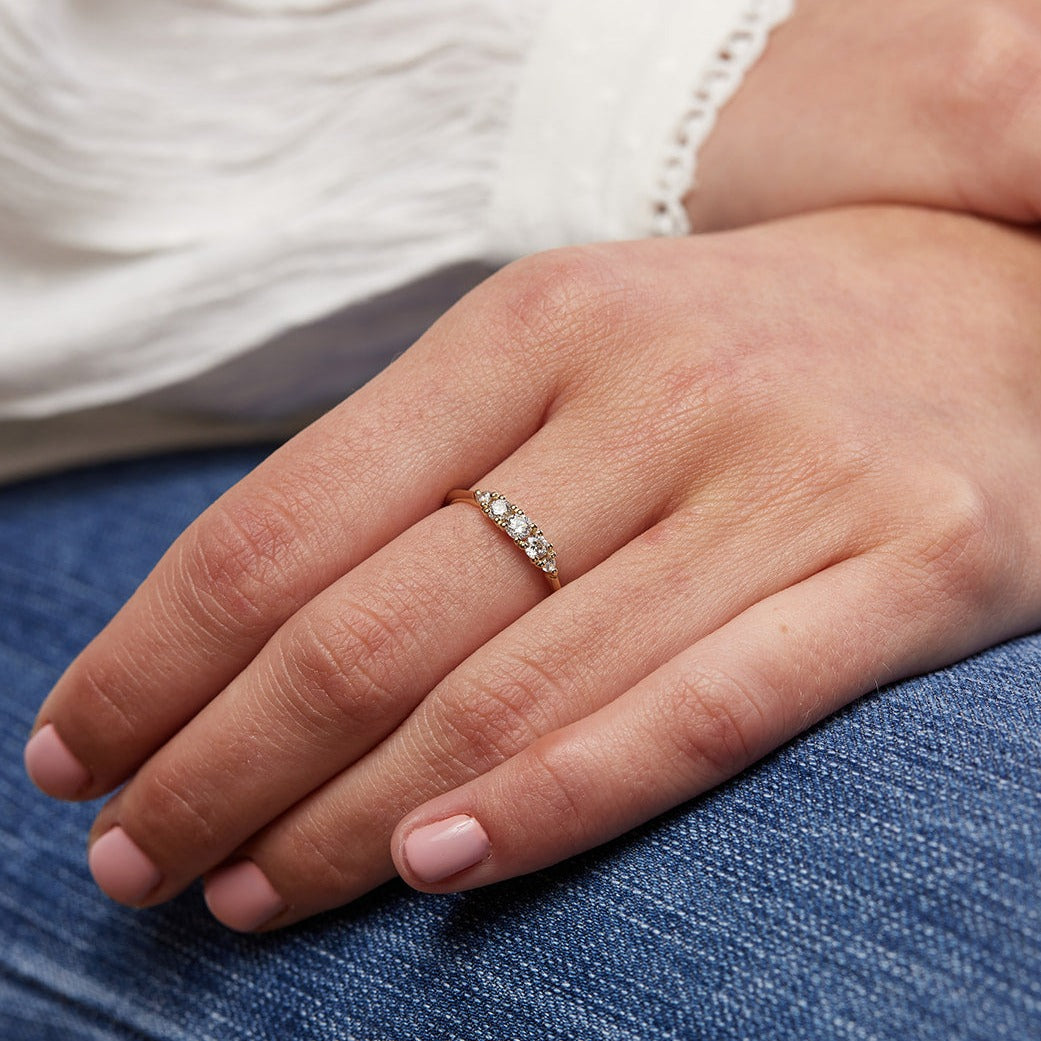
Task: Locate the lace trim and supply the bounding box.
[651,0,794,236]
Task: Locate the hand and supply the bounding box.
[23,205,1041,930]
[688,0,1041,230]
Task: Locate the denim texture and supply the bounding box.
[0,447,1038,1041]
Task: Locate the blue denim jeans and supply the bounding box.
[1,447,1038,1041]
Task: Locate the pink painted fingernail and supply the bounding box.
[24,723,91,798]
[205,860,286,932]
[403,814,491,884]
[88,826,162,905]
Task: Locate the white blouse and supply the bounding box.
[0,0,792,476]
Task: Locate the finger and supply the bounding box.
[84,404,681,908]
[198,474,865,930]
[25,249,616,799]
[389,548,991,893]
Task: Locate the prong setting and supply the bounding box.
[473,489,558,578]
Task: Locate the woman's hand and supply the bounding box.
[688,0,1041,230]
[23,205,1041,930]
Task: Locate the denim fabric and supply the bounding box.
[0,448,1038,1041]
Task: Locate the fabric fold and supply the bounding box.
[0,0,793,436]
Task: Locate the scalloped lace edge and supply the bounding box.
[651,0,794,236]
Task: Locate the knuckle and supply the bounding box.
[282,599,413,734]
[434,655,561,772]
[60,651,142,756]
[653,341,791,466]
[486,245,644,370]
[126,769,220,855]
[658,660,768,781]
[911,473,1006,610]
[177,493,312,636]
[515,731,588,840]
[279,815,359,896]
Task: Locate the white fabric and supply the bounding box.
[0,0,793,425]
[488,0,794,259]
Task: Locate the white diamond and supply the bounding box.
[506,513,531,539]
[475,490,492,506]
[541,557,557,573]
[525,535,549,559]
[489,498,510,519]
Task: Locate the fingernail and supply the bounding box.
[24,723,91,798]
[205,860,286,932]
[88,826,162,905]
[402,814,490,884]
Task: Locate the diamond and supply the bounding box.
[455,489,558,587]
[505,513,531,539]
[524,535,550,560]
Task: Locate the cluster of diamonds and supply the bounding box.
[473,489,558,577]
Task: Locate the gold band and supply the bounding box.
[444,488,561,591]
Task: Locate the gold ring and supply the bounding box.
[444,488,561,591]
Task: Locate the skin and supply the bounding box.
[687,0,1041,230]
[23,0,1041,928]
[25,204,1041,928]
